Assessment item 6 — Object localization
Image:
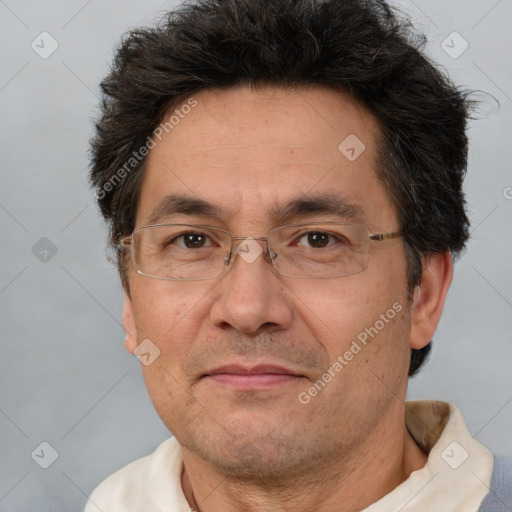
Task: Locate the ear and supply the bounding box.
[122,293,138,354]
[409,251,453,350]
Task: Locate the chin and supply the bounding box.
[179,413,333,485]
[197,436,310,484]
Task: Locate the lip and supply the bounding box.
[206,364,301,376]
[203,364,305,389]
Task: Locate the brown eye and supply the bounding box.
[296,231,336,249]
[183,233,206,248]
[171,232,211,249]
[306,232,330,248]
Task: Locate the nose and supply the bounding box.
[209,237,293,335]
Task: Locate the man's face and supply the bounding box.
[125,86,414,480]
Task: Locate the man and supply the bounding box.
[85,0,508,510]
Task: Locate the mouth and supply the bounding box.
[203,364,306,389]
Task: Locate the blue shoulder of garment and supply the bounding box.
[479,457,512,512]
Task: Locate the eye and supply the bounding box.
[171,231,214,249]
[296,231,334,249]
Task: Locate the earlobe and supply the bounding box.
[409,252,453,350]
[122,294,138,354]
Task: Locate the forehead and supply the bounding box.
[137,85,397,230]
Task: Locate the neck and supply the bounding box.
[180,415,427,512]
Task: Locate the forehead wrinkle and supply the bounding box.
[190,143,317,154]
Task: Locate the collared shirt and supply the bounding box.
[85,401,494,512]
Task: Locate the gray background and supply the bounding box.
[1,0,511,510]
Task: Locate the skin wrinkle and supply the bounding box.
[193,143,318,151]
[122,85,448,512]
[185,332,324,382]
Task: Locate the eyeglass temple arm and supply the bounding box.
[117,237,132,250]
[369,231,403,241]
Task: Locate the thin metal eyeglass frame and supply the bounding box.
[118,222,403,281]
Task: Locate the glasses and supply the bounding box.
[119,223,403,281]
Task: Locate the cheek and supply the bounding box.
[130,279,204,357]
[131,283,203,419]
[307,284,412,406]
[291,260,409,359]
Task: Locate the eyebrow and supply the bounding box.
[146,192,365,226]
